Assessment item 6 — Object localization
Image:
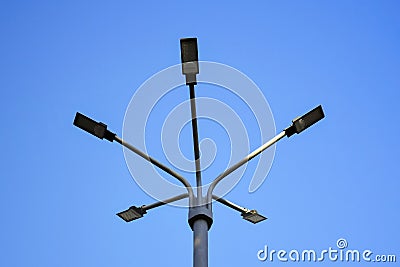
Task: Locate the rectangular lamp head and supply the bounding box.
[180,38,199,65]
[73,112,115,142]
[241,210,267,224]
[180,38,199,84]
[117,206,147,222]
[285,105,325,137]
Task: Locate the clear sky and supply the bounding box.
[1,1,399,266]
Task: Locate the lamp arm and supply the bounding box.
[114,135,195,206]
[206,131,286,205]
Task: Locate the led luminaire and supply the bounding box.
[180,38,199,85]
[285,105,325,137]
[241,210,267,224]
[73,112,115,142]
[117,206,147,222]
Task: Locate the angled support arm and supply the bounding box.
[73,112,195,206]
[206,105,325,205]
[143,193,189,211]
[206,131,286,205]
[117,193,189,222]
[212,195,267,224]
[114,136,194,206]
[212,195,249,213]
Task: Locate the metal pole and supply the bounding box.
[193,218,209,267]
[189,83,203,205]
[188,83,211,267]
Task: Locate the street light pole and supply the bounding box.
[181,37,212,267]
[73,37,325,267]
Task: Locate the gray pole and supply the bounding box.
[189,83,203,204]
[189,206,212,267]
[188,83,212,267]
[193,219,209,267]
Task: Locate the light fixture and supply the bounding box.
[241,210,267,224]
[73,112,116,142]
[180,37,199,85]
[117,206,147,222]
[285,105,325,137]
[73,38,326,267]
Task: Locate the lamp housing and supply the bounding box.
[285,105,325,137]
[117,206,147,222]
[73,112,115,142]
[180,38,199,84]
[241,210,267,224]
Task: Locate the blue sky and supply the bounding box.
[1,1,399,266]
